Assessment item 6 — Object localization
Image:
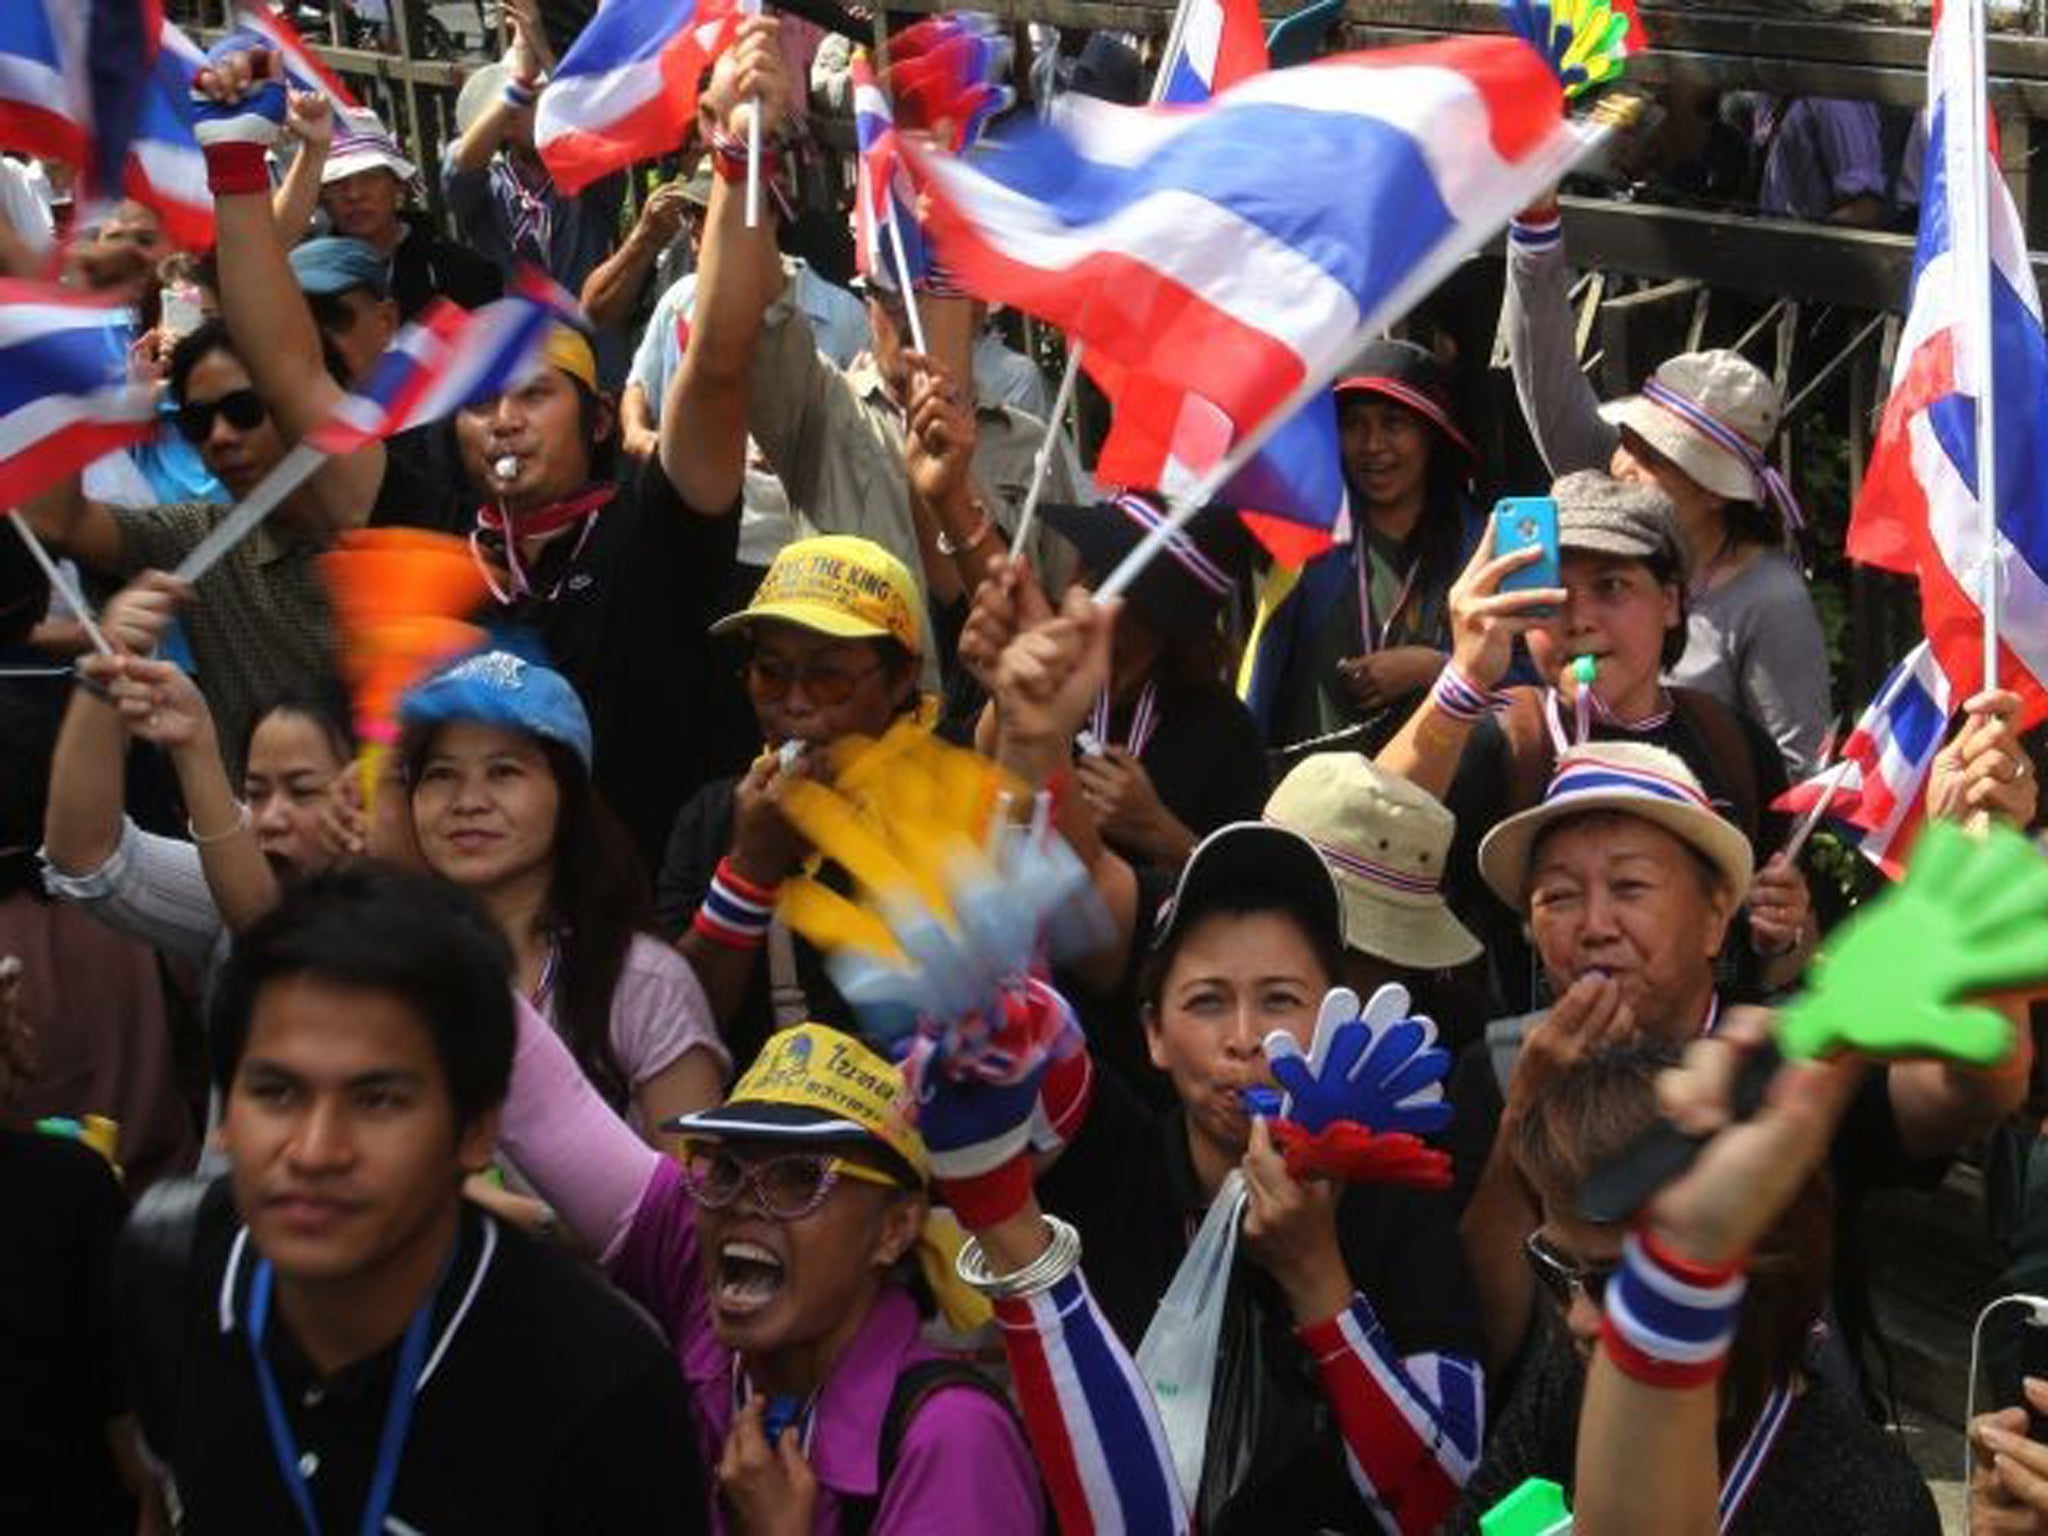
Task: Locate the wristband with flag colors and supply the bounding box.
[190,35,287,194]
[691,858,779,950]
[1599,1228,1746,1389]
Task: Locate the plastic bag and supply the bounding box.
[1136,1171,1248,1508]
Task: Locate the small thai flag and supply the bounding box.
[125,21,213,251]
[850,49,927,291]
[0,280,158,508]
[233,0,359,107]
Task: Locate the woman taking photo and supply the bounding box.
[400,649,726,1145]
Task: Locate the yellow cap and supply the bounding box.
[543,325,597,392]
[665,1023,929,1181]
[711,535,923,655]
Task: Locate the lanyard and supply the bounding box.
[1717,1382,1793,1530]
[528,943,560,1013]
[1085,680,1159,759]
[1354,533,1419,656]
[729,1358,820,1457]
[245,1253,445,1536]
[1541,686,1676,753]
[471,484,616,604]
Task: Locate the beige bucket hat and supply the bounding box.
[1601,350,1802,529]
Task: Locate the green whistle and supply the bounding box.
[1571,654,1597,687]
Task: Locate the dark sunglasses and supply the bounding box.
[1523,1231,1618,1311]
[678,1145,899,1221]
[175,388,268,444]
[744,656,885,708]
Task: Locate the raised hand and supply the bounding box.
[106,656,217,754]
[1776,820,2048,1067]
[1442,518,1566,692]
[903,352,977,511]
[699,16,788,146]
[190,38,288,146]
[99,571,188,658]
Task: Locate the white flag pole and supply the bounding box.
[1008,0,1202,564]
[10,514,113,656]
[743,0,764,229]
[885,201,931,355]
[1956,0,2002,691]
[172,442,330,584]
[1095,121,1603,603]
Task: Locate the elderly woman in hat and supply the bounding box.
[1241,339,1491,752]
[1504,195,1832,776]
[1446,739,2032,1376]
[496,1009,1044,1531]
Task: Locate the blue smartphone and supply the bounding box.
[1493,496,1561,614]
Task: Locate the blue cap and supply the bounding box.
[288,236,390,299]
[399,651,593,769]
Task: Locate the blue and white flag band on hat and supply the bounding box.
[1640,376,1806,532]
[1543,753,1718,815]
[1111,493,1232,597]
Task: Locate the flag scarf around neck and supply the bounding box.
[1772,639,1951,878]
[233,1,361,107]
[0,0,162,203]
[1847,0,2048,727]
[909,36,1579,563]
[0,281,159,507]
[307,275,571,454]
[536,0,743,195]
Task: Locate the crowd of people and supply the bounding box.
[4,7,2048,1533]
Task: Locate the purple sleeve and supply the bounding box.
[498,993,664,1263]
[871,1383,1047,1535]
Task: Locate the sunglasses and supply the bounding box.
[678,1146,902,1221]
[175,388,268,444]
[1523,1230,1619,1311]
[744,656,886,708]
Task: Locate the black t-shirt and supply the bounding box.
[653,774,858,1073]
[1442,689,1792,1013]
[117,1180,705,1533]
[375,447,744,868]
[1102,678,1271,869]
[1040,1066,1482,1535]
[0,1131,134,1535]
[390,214,505,320]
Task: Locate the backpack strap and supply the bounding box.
[839,1358,1037,1536]
[1669,686,1762,847]
[112,1175,214,1451]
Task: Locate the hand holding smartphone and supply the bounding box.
[1492,496,1561,617]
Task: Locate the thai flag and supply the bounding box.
[0,0,162,203]
[536,0,743,195]
[307,277,568,454]
[0,280,158,508]
[125,22,213,252]
[909,36,1584,562]
[1159,0,1268,105]
[1847,0,2048,727]
[1772,640,1952,878]
[233,1,360,108]
[851,49,928,291]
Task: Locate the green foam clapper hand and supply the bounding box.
[1481,1477,1572,1535]
[1777,820,2048,1068]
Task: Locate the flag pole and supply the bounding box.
[1959,0,2002,692]
[885,204,931,355]
[1008,0,1202,564]
[1095,120,1602,604]
[744,0,764,228]
[10,514,114,656]
[172,442,330,584]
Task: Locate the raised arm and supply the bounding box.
[272,92,333,241]
[582,177,692,330]
[447,0,553,175]
[1502,199,1618,479]
[193,44,386,532]
[659,16,788,511]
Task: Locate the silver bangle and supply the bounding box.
[955,1214,1082,1300]
[187,801,251,847]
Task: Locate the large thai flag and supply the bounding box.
[0,0,162,202]
[851,49,928,291]
[233,1,360,108]
[1847,0,2048,727]
[536,0,743,195]
[1772,640,1952,878]
[125,22,213,252]
[306,278,567,454]
[0,281,158,508]
[912,37,1584,564]
[1159,0,1268,105]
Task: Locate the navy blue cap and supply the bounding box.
[399,651,593,769]
[288,236,390,299]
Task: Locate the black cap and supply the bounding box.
[1151,821,1343,954]
[1040,494,1249,643]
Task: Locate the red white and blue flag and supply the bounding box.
[1158,0,1268,104]
[307,276,570,454]
[851,49,928,292]
[1847,0,2048,727]
[913,37,1584,563]
[1773,640,1953,878]
[0,280,158,508]
[536,0,742,195]
[233,2,359,108]
[0,0,162,202]
[126,22,213,251]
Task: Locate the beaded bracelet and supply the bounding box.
[1599,1228,1747,1390]
[1430,661,1513,724]
[956,1214,1083,1300]
[691,857,780,950]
